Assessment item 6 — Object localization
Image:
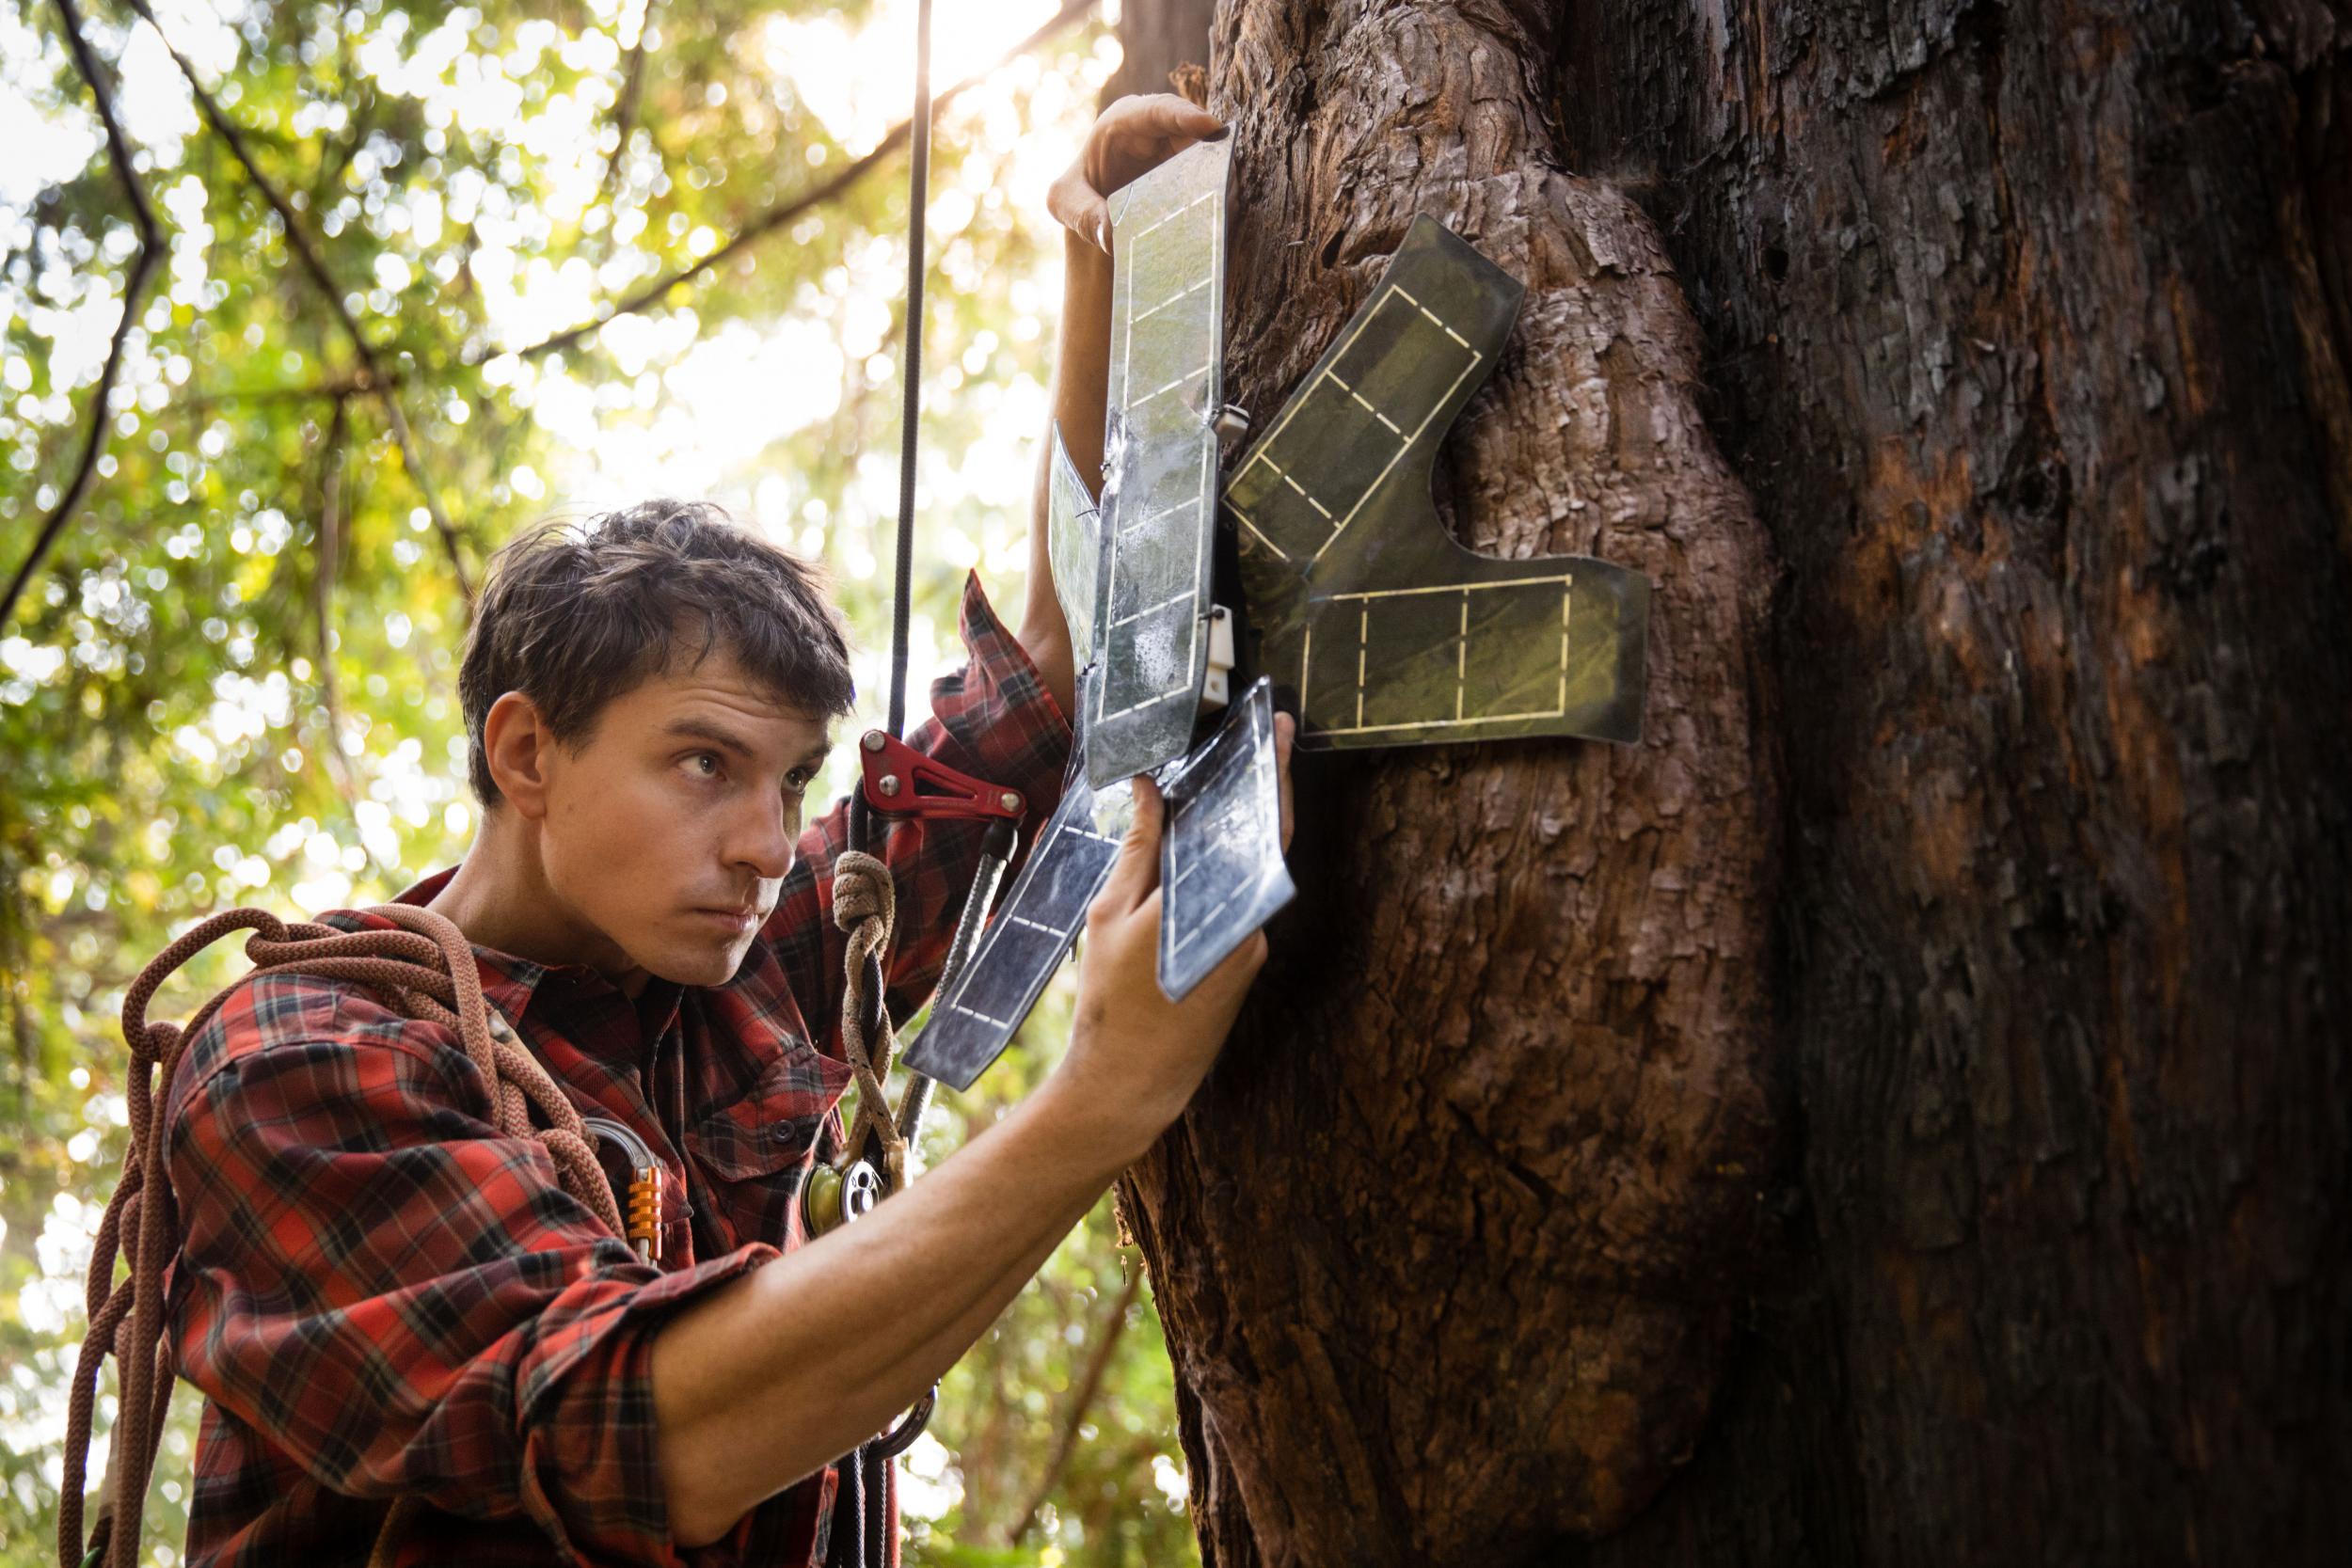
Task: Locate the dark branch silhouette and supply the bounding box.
[600,0,660,204]
[1,0,166,631]
[309,397,365,817]
[120,0,477,606]
[1008,1265,1145,1546]
[500,0,1096,366]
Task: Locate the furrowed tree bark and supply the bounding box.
[1548,3,2352,1565]
[1103,2,2351,1566]
[1116,4,1783,1565]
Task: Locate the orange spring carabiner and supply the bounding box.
[583,1117,663,1264]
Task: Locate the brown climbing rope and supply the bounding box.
[831,850,911,1191]
[58,904,625,1568]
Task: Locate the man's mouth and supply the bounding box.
[692,905,765,932]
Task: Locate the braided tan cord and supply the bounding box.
[60,906,625,1568]
[832,851,909,1191]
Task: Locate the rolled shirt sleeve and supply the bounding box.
[767,571,1074,1043]
[167,978,773,1566]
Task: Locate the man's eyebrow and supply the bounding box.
[664,719,832,772]
[660,718,755,756]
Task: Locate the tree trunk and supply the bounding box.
[1119,3,1783,1565]
[1111,2,2352,1566]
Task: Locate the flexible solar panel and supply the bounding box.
[1046,425,1101,671]
[901,730,1135,1091]
[1227,215,1648,750]
[902,436,1132,1089]
[1086,135,1232,787]
[1157,676,1294,1000]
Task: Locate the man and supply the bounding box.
[162,94,1280,1565]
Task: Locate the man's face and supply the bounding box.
[533,649,833,989]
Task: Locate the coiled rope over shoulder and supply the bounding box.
[60,905,625,1568]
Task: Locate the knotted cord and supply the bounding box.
[60,905,624,1568]
[831,851,909,1189]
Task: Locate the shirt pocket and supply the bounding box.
[686,1042,853,1249]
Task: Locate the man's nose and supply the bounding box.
[729,793,799,882]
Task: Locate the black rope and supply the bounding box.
[836,12,933,1564]
[885,0,934,741]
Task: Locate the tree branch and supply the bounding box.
[168,376,373,414]
[119,0,476,607]
[0,0,166,631]
[599,0,659,204]
[498,0,1097,367]
[310,397,365,818]
[1008,1264,1146,1546]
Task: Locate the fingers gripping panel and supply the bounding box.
[1226,215,1649,752]
[1158,679,1295,1001]
[1087,136,1232,787]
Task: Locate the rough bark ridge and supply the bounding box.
[1117,4,1782,1564]
[1534,2,2352,1565]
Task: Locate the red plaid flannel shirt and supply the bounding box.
[162,575,1071,1567]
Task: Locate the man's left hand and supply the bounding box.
[1049,93,1225,254]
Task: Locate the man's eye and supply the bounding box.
[687,752,722,778]
[785,768,815,793]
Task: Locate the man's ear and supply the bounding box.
[482,690,559,819]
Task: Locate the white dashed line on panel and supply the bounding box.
[1120,496,1200,536]
[1456,594,1470,721]
[1279,470,1334,519]
[1132,364,1211,407]
[1112,589,1199,629]
[1135,275,1213,325]
[1134,187,1216,242]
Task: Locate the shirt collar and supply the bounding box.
[379,866,625,1033]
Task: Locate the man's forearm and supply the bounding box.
[1019,231,1116,715]
[821,1173,1101,1454]
[1047,230,1113,499]
[649,1080,1140,1545]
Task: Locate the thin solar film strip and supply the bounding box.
[900,752,1132,1092]
[1046,424,1101,671]
[1086,135,1232,788]
[1158,678,1294,1000]
[1227,215,1648,751]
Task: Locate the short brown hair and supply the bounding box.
[457,500,856,804]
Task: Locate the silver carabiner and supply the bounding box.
[582,1116,663,1263]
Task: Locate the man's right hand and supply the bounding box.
[1047,715,1296,1159]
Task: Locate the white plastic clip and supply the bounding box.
[1201,605,1235,711]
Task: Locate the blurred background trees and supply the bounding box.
[0,1,1199,1561]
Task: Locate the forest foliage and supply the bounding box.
[0,0,1196,1561]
